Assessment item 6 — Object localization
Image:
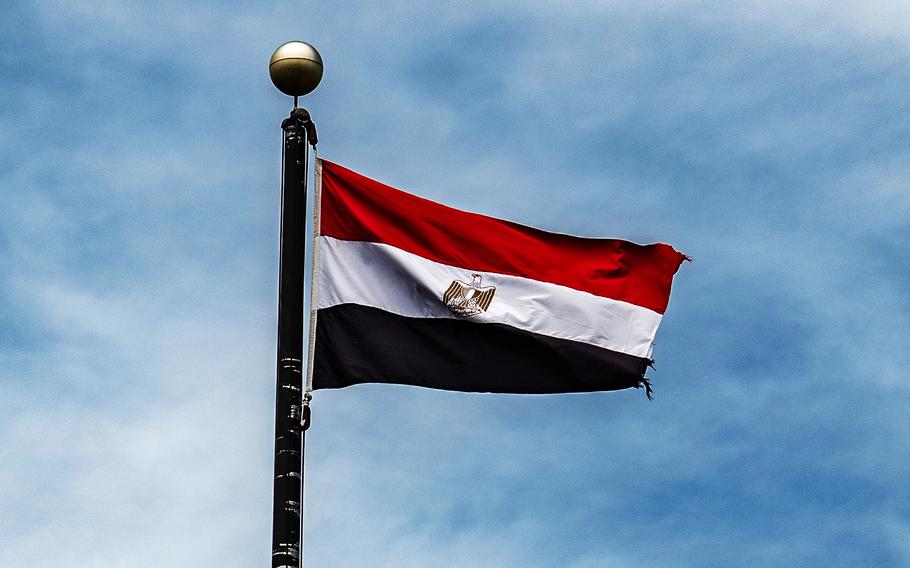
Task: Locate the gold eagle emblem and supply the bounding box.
[443,273,496,317]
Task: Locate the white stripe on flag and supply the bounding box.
[317,236,663,358]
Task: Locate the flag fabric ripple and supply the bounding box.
[310,159,686,395]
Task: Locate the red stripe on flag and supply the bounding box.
[320,160,685,314]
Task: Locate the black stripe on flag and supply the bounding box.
[313,304,650,394]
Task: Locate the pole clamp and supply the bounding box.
[282,108,318,147]
[300,392,313,430]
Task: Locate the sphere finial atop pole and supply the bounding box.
[269,41,323,102]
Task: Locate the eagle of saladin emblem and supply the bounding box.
[443,273,496,317]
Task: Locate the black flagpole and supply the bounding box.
[268,41,323,568]
[271,107,310,568]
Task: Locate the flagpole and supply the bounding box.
[268,41,323,568]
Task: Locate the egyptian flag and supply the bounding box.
[310,160,686,396]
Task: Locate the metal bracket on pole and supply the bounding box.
[283,108,318,148]
[301,393,312,431]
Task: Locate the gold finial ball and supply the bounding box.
[269,41,323,97]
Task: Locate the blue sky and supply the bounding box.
[2,1,909,566]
